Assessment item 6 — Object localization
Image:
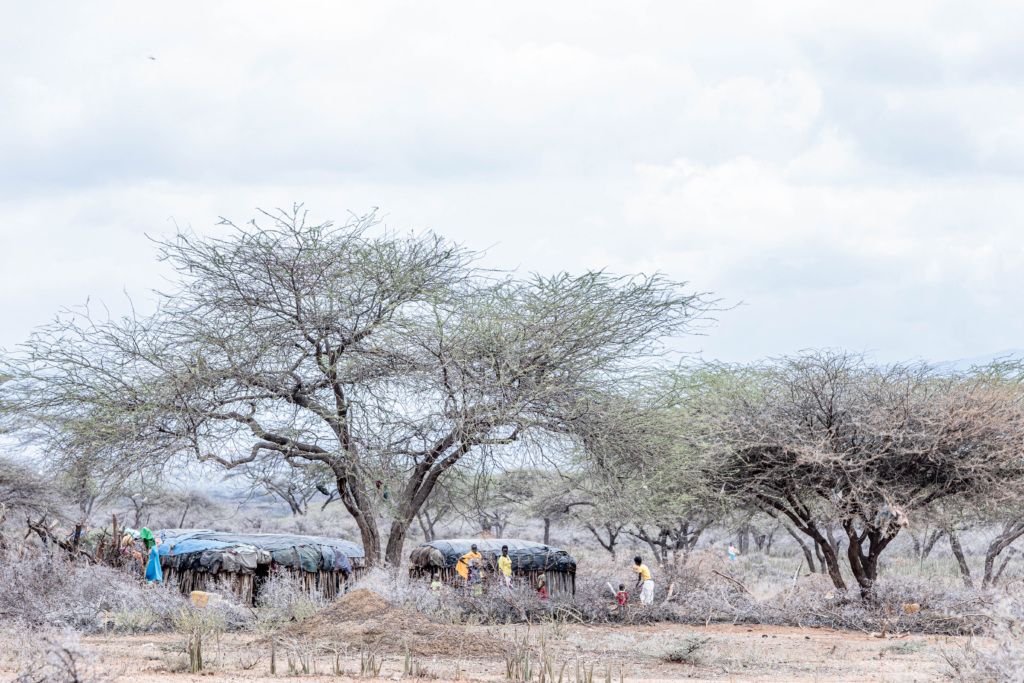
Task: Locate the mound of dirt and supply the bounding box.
[276,588,506,658]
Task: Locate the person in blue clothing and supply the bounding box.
[144,535,163,583]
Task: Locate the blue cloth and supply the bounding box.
[160,538,232,556]
[146,546,163,583]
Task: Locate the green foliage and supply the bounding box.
[114,607,156,634]
[1,206,713,567]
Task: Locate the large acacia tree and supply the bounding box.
[713,351,1024,599]
[4,207,710,565]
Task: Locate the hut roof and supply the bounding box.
[156,529,363,574]
[410,538,576,573]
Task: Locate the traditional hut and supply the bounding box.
[409,538,576,595]
[156,529,364,605]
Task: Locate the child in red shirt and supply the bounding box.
[616,583,628,606]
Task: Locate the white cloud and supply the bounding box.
[2,0,1024,364]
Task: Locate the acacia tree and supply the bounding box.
[4,207,709,565]
[713,351,1024,599]
[571,369,722,565]
[522,471,597,545]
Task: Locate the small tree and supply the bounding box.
[573,370,721,564]
[714,351,1024,599]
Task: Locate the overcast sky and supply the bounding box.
[2,1,1023,364]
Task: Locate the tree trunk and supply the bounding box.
[178,502,192,529]
[994,554,1014,586]
[336,475,383,566]
[825,524,841,559]
[417,512,434,542]
[737,525,750,554]
[803,527,844,588]
[921,529,944,560]
[947,528,973,588]
[585,524,620,557]
[983,522,1024,589]
[632,527,666,564]
[384,519,409,566]
[842,520,900,601]
[543,518,551,545]
[782,523,816,574]
[757,498,844,588]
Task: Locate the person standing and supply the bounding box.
[536,574,550,601]
[728,544,738,562]
[144,537,163,584]
[456,543,483,590]
[497,545,513,589]
[633,555,653,606]
[467,557,484,596]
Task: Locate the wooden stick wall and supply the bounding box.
[163,566,365,606]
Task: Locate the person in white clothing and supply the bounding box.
[633,555,654,606]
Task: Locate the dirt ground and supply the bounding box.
[1,622,978,682]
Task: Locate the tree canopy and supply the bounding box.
[710,350,1024,598]
[2,207,713,565]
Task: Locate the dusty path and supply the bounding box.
[1,622,970,682]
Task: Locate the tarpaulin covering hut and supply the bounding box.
[157,529,364,605]
[409,538,576,595]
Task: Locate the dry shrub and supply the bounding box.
[161,652,191,673]
[351,565,589,628]
[254,568,329,631]
[567,551,990,635]
[0,549,184,631]
[10,632,110,683]
[658,636,713,665]
[341,552,997,640]
[234,644,263,671]
[941,592,1024,682]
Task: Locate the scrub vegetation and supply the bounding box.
[2,209,1024,680]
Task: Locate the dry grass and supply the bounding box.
[2,520,1022,680]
